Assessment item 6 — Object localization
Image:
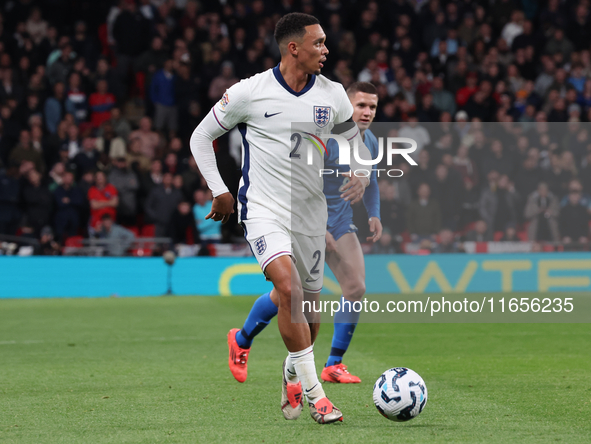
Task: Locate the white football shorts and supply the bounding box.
[241,218,324,293]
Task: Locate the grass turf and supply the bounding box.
[0,294,590,443]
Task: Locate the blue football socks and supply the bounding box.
[235,291,278,349]
[326,296,360,367]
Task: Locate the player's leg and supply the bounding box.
[227,221,289,383]
[284,232,342,423]
[227,288,279,382]
[322,231,365,383]
[234,289,278,349]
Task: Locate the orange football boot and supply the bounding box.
[227,328,250,382]
[321,363,361,384]
[309,397,343,424]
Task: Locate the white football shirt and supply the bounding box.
[209,65,354,235]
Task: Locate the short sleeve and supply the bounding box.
[334,84,354,124]
[211,80,250,131]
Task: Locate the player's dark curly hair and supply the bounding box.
[274,13,320,51]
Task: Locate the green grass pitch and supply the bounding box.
[1,294,590,443]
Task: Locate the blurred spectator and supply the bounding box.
[545,29,574,63]
[47,42,73,86]
[169,201,199,244]
[145,172,182,237]
[97,213,135,256]
[44,82,66,134]
[524,182,560,242]
[208,61,239,102]
[73,138,99,179]
[127,137,151,173]
[0,68,21,105]
[151,59,178,135]
[89,80,116,128]
[435,229,460,253]
[499,224,519,242]
[431,76,456,115]
[22,169,52,235]
[96,125,125,160]
[140,158,163,205]
[452,144,479,186]
[406,183,441,239]
[94,57,122,102]
[193,189,222,242]
[399,116,430,161]
[64,124,82,159]
[53,170,84,242]
[48,161,65,192]
[109,157,139,226]
[129,116,159,160]
[26,7,48,45]
[65,72,88,124]
[0,164,22,235]
[501,10,524,47]
[134,36,167,93]
[181,156,205,200]
[456,72,479,108]
[580,151,591,196]
[377,181,406,237]
[464,220,491,242]
[431,164,463,230]
[88,170,118,231]
[408,150,435,195]
[163,152,179,175]
[459,177,481,228]
[71,20,96,67]
[559,183,590,244]
[10,130,45,174]
[39,226,61,256]
[106,107,132,141]
[113,0,151,98]
[544,152,571,197]
[515,155,543,199]
[480,172,520,238]
[480,139,512,177]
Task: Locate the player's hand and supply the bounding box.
[339,172,368,205]
[206,192,235,223]
[366,217,383,243]
[325,230,337,254]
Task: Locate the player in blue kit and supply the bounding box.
[228,82,381,384]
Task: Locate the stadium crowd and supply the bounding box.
[1,0,591,256]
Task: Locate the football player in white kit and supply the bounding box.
[190,13,370,424]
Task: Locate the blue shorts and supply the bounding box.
[327,217,358,241]
[327,198,357,241]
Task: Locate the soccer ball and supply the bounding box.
[373,367,427,421]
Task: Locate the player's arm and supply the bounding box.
[363,135,382,242]
[332,118,371,204]
[190,83,249,223]
[332,86,371,204]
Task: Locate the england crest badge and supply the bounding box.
[314,106,331,128]
[254,236,267,255]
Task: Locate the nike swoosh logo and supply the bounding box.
[305,277,319,283]
[305,384,318,393]
[264,112,282,118]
